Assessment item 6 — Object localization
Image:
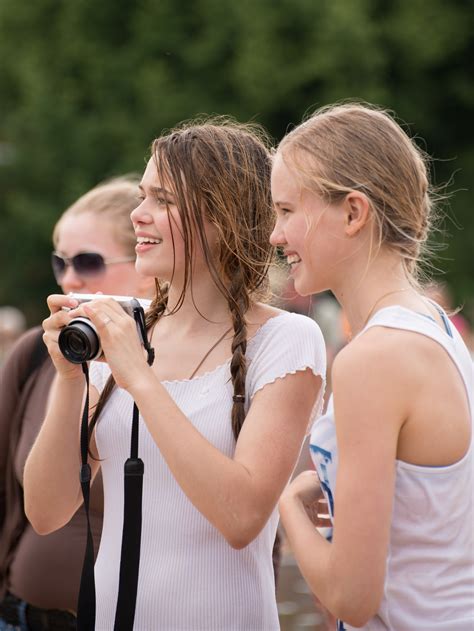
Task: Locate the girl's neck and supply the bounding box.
[333,258,415,337]
[161,279,233,335]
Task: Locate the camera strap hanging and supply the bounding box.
[77,362,96,631]
[77,306,155,631]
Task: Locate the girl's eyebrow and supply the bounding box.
[138,184,175,198]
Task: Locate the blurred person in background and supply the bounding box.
[0,176,154,630]
[0,307,26,365]
[273,103,473,630]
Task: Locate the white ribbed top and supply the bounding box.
[310,305,474,630]
[90,311,326,630]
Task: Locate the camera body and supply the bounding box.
[58,294,151,364]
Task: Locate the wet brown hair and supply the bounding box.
[279,102,437,282]
[91,117,275,441]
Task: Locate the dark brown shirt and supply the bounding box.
[0,327,103,610]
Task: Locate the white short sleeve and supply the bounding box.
[247,312,326,419]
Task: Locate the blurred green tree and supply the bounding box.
[0,0,472,323]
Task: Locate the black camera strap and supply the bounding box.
[77,306,154,631]
[113,401,143,631]
[77,362,96,631]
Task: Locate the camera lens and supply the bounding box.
[58,318,102,363]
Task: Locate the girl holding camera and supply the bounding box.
[272,103,473,630]
[24,120,326,630]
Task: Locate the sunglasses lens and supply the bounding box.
[74,253,106,276]
[51,252,106,281]
[51,253,66,280]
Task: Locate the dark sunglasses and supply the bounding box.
[51,251,135,282]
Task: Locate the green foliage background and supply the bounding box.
[0,0,472,324]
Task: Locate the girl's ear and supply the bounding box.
[343,191,371,237]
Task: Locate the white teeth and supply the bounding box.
[287,254,301,265]
[137,237,162,245]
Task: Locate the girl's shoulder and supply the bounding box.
[333,324,440,393]
[248,304,324,342]
[246,307,326,405]
[247,307,326,371]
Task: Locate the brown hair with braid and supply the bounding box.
[90,117,275,440]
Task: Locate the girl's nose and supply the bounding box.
[269,222,285,247]
[130,200,152,227]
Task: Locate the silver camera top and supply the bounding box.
[65,294,151,315]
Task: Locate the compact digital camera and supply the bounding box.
[58,294,151,364]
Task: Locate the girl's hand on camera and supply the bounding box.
[82,298,151,391]
[43,294,83,380]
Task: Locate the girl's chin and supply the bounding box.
[136,262,168,280]
[293,274,315,298]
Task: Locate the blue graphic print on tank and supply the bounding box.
[309,396,337,541]
[310,397,347,630]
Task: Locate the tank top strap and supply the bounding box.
[362,302,454,349]
[425,297,454,337]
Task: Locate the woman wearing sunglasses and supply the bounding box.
[0,177,153,630]
[24,119,326,630]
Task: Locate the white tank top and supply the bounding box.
[310,304,474,631]
[90,311,326,630]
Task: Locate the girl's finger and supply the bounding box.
[47,294,79,313]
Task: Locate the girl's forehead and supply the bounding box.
[142,157,159,183]
[56,214,121,253]
[141,157,174,192]
[272,151,301,181]
[271,154,302,196]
